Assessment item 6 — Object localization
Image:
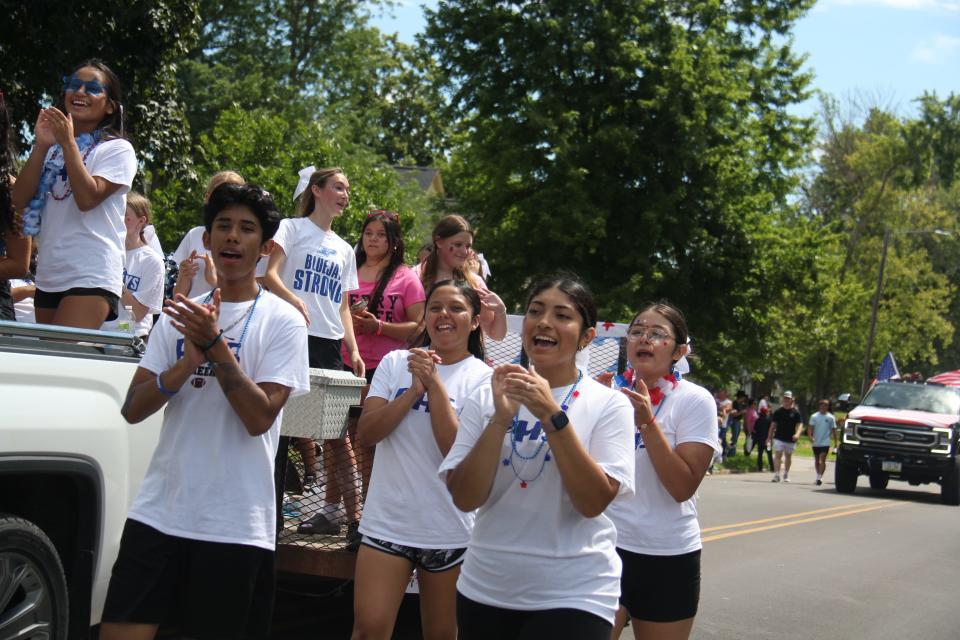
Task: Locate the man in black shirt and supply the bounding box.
[765,391,803,482]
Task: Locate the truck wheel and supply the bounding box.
[869,473,889,490]
[835,462,858,494]
[0,515,69,640]
[941,463,960,506]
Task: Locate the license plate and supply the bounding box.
[881,460,902,473]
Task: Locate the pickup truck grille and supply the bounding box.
[856,422,938,450]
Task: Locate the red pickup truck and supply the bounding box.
[836,380,959,505]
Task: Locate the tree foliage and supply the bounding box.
[426,0,815,384]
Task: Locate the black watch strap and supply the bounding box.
[549,410,569,432]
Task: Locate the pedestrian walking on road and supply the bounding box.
[607,302,719,640]
[808,399,838,486]
[753,407,773,472]
[767,391,803,483]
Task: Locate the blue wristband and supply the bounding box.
[156,372,178,397]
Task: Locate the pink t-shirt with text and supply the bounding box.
[343,266,426,370]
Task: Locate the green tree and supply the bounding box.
[148,105,429,255]
[791,99,956,400]
[179,1,450,165]
[426,0,815,384]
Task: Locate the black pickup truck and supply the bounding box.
[835,381,960,505]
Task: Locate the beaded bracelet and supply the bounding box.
[376,320,383,336]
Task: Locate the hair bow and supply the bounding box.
[293,165,316,202]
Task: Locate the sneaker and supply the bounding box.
[783,476,790,483]
[816,478,823,486]
[771,475,780,483]
[345,521,362,552]
[282,496,302,518]
[297,512,340,535]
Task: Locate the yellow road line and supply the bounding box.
[701,502,888,533]
[702,502,897,543]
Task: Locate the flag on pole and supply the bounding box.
[877,352,901,382]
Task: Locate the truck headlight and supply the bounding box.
[843,419,860,445]
[932,427,952,455]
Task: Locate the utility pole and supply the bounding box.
[861,228,891,398]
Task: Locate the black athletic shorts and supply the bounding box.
[35,286,120,321]
[101,519,275,639]
[618,548,701,622]
[812,446,830,456]
[456,592,611,640]
[307,335,345,369]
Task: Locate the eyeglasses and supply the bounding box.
[367,209,399,221]
[62,75,108,96]
[626,326,674,343]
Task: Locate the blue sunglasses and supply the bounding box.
[62,75,108,96]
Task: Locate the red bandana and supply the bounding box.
[649,385,664,405]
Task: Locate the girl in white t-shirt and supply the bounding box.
[171,170,245,298]
[605,302,720,640]
[12,59,137,329]
[101,192,163,337]
[418,214,507,340]
[439,274,635,640]
[351,280,491,640]
[264,166,364,541]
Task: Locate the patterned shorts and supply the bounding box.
[361,535,466,572]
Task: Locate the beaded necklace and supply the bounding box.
[502,369,583,488]
[203,284,263,351]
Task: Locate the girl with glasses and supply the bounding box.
[418,214,507,340]
[351,280,491,640]
[12,59,137,329]
[606,302,720,640]
[440,273,635,640]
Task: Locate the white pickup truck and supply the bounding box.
[0,320,163,639]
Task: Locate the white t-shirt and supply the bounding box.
[272,217,358,339]
[172,226,212,297]
[606,377,720,556]
[102,245,164,336]
[172,226,268,297]
[438,374,635,624]
[129,290,310,550]
[360,350,492,548]
[36,138,137,295]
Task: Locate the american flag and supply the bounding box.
[877,352,901,382]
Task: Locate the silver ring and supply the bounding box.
[526,382,532,390]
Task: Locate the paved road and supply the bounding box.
[683,457,958,640]
[268,457,959,639]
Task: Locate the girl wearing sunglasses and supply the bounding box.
[418,215,507,340]
[12,59,136,329]
[606,303,719,640]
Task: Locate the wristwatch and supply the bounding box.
[548,411,569,432]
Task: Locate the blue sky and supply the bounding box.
[372,0,959,119]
